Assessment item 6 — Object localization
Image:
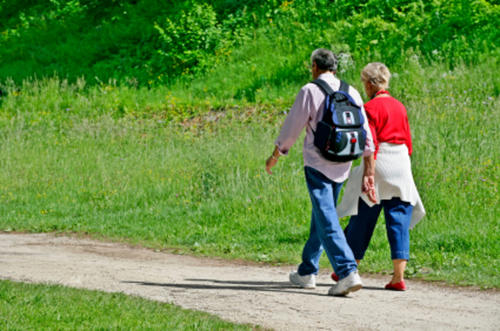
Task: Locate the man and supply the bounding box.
[265,48,376,296]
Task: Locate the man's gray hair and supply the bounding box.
[311,48,338,72]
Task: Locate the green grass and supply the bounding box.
[0,2,498,328]
[0,57,498,288]
[0,279,256,330]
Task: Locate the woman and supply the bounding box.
[335,62,425,291]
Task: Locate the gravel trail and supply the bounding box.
[1,233,498,330]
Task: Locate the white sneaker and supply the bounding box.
[289,271,316,289]
[328,270,363,296]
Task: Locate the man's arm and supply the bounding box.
[266,86,312,174]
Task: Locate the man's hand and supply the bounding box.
[266,156,278,174]
[362,154,377,203]
[266,146,281,175]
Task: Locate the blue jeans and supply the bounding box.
[297,166,358,279]
[344,198,413,260]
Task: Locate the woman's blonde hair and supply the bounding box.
[361,62,391,90]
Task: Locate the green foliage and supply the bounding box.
[335,0,500,65]
[0,0,498,86]
[0,280,255,330]
[155,3,224,75]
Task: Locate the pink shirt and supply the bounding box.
[275,73,374,183]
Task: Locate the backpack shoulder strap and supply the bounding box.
[313,79,349,95]
[311,79,335,95]
[339,80,349,93]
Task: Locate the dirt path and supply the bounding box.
[1,233,498,330]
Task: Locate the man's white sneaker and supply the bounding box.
[289,271,316,289]
[328,270,362,296]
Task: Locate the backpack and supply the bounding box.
[312,79,367,162]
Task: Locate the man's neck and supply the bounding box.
[314,70,334,79]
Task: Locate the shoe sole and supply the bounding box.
[289,275,316,289]
[347,283,363,293]
[329,283,363,296]
[385,287,406,291]
[290,281,316,289]
[300,285,316,289]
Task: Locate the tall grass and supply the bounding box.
[0,56,498,287]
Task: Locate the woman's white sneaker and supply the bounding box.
[289,271,316,289]
[328,270,362,296]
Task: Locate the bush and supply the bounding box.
[154,3,223,76]
[0,0,498,85]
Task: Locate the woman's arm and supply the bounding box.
[362,154,377,203]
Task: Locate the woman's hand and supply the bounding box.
[362,174,377,203]
[362,154,377,203]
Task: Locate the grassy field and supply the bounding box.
[0,279,256,330]
[0,57,498,288]
[0,1,498,327]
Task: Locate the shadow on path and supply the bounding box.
[122,278,385,297]
[187,278,385,291]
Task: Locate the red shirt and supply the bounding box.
[364,91,412,159]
